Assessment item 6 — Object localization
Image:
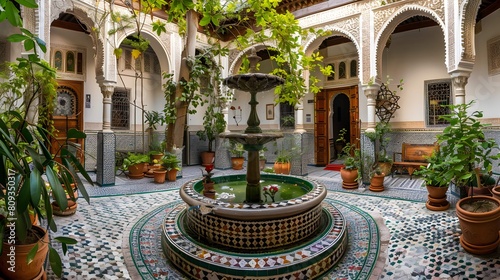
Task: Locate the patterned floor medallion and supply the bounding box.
[128,197,380,279]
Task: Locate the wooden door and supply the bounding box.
[50,80,84,164]
[315,86,359,165]
[314,91,328,165]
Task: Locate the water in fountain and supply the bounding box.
[162,48,349,279]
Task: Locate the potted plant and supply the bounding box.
[122,152,150,179]
[436,101,500,254]
[259,147,268,171]
[273,149,292,174]
[145,110,164,154]
[0,48,93,279]
[414,148,452,211]
[365,122,393,175]
[201,164,216,198]
[338,129,360,189]
[228,140,245,170]
[161,153,182,181]
[334,128,347,159]
[196,102,226,166]
[368,165,385,192]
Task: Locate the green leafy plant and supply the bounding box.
[337,129,360,170]
[0,2,93,275]
[365,121,392,163]
[229,141,245,158]
[122,153,150,170]
[414,148,451,187]
[161,153,182,171]
[436,101,500,197]
[145,110,164,131]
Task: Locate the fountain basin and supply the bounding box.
[179,174,327,221]
[179,174,327,250]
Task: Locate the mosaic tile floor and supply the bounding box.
[46,165,500,279]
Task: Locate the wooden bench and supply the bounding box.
[391,142,438,179]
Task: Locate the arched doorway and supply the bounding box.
[331,93,350,161]
[314,86,359,165]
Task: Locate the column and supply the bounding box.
[450,71,470,105]
[362,84,380,132]
[96,83,116,186]
[294,100,306,133]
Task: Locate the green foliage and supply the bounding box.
[0,3,94,275]
[365,122,392,163]
[436,101,500,195]
[161,153,182,171]
[228,141,245,158]
[145,110,164,130]
[414,148,451,187]
[337,129,360,170]
[122,153,150,170]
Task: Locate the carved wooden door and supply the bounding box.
[50,80,84,164]
[314,91,328,165]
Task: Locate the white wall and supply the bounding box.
[468,8,500,120]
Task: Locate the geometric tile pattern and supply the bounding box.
[161,201,349,279]
[185,203,323,249]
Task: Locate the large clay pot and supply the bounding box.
[492,185,500,200]
[201,151,215,167]
[340,168,358,189]
[153,169,167,184]
[231,157,245,170]
[128,162,146,179]
[369,173,385,192]
[167,169,178,181]
[0,225,49,280]
[273,162,291,174]
[455,195,500,255]
[425,185,450,211]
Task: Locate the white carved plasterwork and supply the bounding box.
[299,0,372,29]
[51,0,73,23]
[460,0,481,63]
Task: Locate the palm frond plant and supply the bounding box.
[0,8,93,276]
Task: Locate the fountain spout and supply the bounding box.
[221,49,285,203]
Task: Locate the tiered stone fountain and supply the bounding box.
[162,49,349,279]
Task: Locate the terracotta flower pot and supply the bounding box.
[201,151,215,167]
[455,195,500,255]
[153,169,167,184]
[369,173,385,192]
[492,185,500,200]
[340,168,358,189]
[167,169,178,181]
[425,185,450,211]
[231,157,244,170]
[0,225,49,280]
[273,162,291,174]
[128,162,146,179]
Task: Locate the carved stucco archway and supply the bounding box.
[227,44,278,76]
[374,5,446,81]
[114,28,173,75]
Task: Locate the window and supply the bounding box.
[350,60,357,77]
[279,102,295,129]
[111,88,130,130]
[338,62,346,79]
[426,80,452,126]
[51,47,85,79]
[327,63,335,80]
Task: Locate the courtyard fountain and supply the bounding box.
[161,49,349,279]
